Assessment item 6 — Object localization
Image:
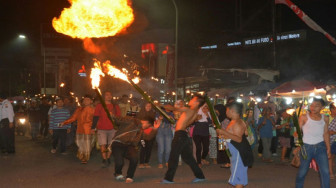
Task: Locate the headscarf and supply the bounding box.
[214,104,226,123]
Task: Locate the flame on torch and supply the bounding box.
[103,61,139,84]
[90,61,105,89]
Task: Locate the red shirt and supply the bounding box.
[94,103,121,130]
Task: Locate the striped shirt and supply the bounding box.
[49,108,71,130]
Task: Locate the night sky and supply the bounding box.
[0,0,336,84]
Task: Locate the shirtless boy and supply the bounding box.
[161,94,206,183]
[217,102,253,188]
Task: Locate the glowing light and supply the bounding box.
[292,90,296,93]
[237,98,243,103]
[285,97,293,105]
[256,98,262,102]
[286,109,296,115]
[19,118,26,124]
[308,98,313,103]
[60,83,65,87]
[309,92,315,97]
[52,0,134,39]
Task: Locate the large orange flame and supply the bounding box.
[90,59,139,89]
[102,61,140,84]
[52,0,134,39]
[90,61,105,89]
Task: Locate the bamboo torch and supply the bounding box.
[129,79,175,124]
[286,106,307,159]
[94,88,117,128]
[205,95,231,157]
[101,60,175,124]
[90,61,118,129]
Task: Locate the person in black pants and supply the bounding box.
[0,94,15,154]
[112,115,158,183]
[161,94,206,184]
[192,105,211,167]
[139,138,155,168]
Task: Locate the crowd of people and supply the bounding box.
[0,91,336,187]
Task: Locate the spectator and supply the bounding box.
[126,98,140,117]
[214,104,230,168]
[296,98,331,187]
[193,104,211,167]
[276,110,293,162]
[137,102,156,168]
[118,94,130,117]
[39,97,50,139]
[63,97,77,147]
[328,103,336,179]
[257,108,275,162]
[155,108,174,168]
[0,93,15,154]
[27,100,41,141]
[49,98,71,154]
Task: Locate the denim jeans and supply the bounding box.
[295,142,330,188]
[164,130,205,182]
[156,132,173,164]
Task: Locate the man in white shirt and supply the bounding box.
[0,93,15,154]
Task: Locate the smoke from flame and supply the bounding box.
[83,38,105,54]
[52,0,134,39]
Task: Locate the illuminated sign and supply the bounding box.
[227,42,241,47]
[226,30,306,48]
[200,45,218,49]
[78,65,87,77]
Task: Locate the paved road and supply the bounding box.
[1,136,335,188]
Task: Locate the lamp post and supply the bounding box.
[171,0,178,101]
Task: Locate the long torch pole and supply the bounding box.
[205,95,231,157]
[129,79,176,124]
[94,88,117,129]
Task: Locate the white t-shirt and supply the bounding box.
[302,114,325,145]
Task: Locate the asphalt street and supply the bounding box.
[0,135,335,188]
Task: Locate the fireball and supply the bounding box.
[52,0,134,39]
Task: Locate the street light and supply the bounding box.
[18,34,26,39]
[171,0,178,101]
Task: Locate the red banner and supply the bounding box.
[275,0,336,45]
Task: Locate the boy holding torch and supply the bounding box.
[216,102,253,188]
